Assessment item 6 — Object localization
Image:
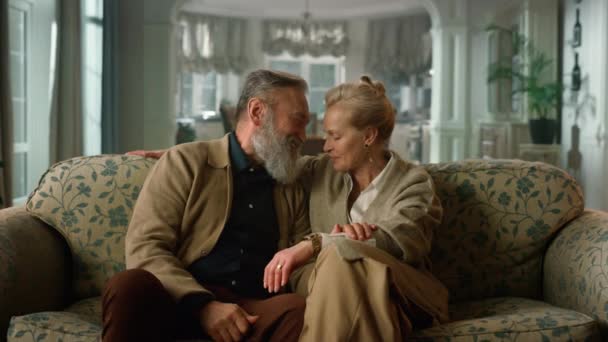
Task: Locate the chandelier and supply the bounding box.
[262,0,348,57]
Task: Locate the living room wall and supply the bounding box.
[561,0,608,210]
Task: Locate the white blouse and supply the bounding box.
[319,155,394,247]
[345,155,394,223]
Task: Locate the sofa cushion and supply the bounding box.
[26,155,156,300]
[411,297,599,341]
[7,297,211,342]
[7,297,100,342]
[425,160,585,302]
[8,297,597,342]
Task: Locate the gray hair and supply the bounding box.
[235,69,308,121]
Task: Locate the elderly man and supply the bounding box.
[102,70,312,342]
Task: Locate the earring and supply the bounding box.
[365,143,373,163]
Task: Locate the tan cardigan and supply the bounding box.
[299,152,443,267]
[290,152,449,324]
[126,135,310,302]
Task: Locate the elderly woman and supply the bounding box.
[263,76,449,341]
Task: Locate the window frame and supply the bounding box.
[9,0,32,204]
[265,52,345,118]
[177,70,224,119]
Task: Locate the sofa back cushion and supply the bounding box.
[26,155,156,300]
[424,159,584,302]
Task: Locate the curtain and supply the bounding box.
[49,0,83,163]
[178,12,251,74]
[0,0,13,208]
[263,20,348,57]
[366,14,432,80]
[102,0,119,154]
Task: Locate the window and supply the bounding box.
[9,1,30,201]
[178,71,223,119]
[266,53,344,136]
[82,0,104,156]
[9,0,57,203]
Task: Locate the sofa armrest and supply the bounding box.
[544,209,608,337]
[0,206,71,340]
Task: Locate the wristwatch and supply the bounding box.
[304,233,322,257]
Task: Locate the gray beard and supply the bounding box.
[252,114,301,184]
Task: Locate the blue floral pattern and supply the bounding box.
[424,160,585,302]
[544,210,608,335]
[25,155,156,300]
[412,297,599,341]
[4,156,605,341]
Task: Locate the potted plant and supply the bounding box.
[486,25,562,144]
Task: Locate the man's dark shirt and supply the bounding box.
[182,132,280,312]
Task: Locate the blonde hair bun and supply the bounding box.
[359,75,386,96]
[325,75,395,143]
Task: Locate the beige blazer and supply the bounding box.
[299,152,442,267]
[291,152,449,323]
[126,135,310,302]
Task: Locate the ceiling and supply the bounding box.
[181,0,428,19]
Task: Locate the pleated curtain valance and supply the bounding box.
[177,12,251,74]
[365,14,432,79]
[262,20,348,57]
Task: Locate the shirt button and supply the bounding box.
[248,203,254,209]
[231,280,237,286]
[200,250,207,256]
[240,249,244,255]
[249,168,254,172]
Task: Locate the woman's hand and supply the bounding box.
[263,241,314,293]
[331,222,377,241]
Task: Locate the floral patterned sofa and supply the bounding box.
[1,154,607,341]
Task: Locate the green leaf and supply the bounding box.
[39,192,49,198]
[99,192,110,199]
[35,200,43,209]
[92,171,98,181]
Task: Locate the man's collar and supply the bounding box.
[228,131,252,172]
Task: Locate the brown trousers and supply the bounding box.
[102,269,305,342]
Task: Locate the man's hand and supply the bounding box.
[331,222,377,241]
[125,149,166,159]
[263,241,314,293]
[199,301,258,342]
